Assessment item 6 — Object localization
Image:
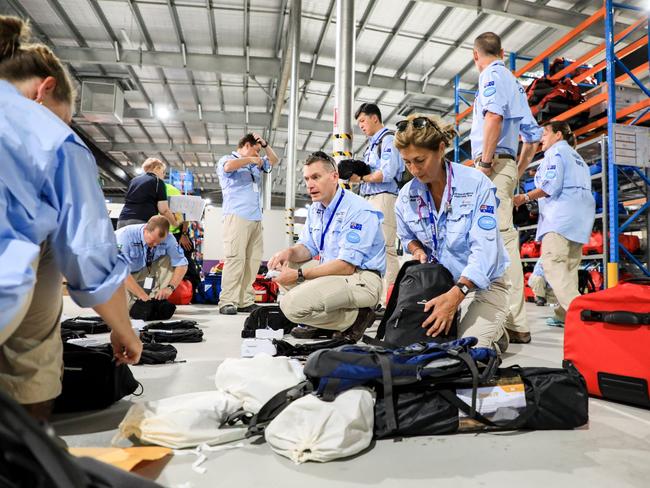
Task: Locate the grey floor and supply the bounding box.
[57,298,650,488]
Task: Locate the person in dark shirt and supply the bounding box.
[117,158,180,229]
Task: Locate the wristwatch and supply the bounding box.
[455,282,471,296]
[166,284,176,291]
[261,142,268,148]
[478,161,493,169]
[297,268,305,284]
[524,193,531,203]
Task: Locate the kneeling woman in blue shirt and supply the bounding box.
[393,114,511,351]
[514,121,595,326]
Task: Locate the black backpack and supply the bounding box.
[54,343,141,414]
[140,320,203,343]
[374,130,412,189]
[0,390,163,488]
[61,316,110,334]
[241,306,296,338]
[377,261,458,346]
[129,299,176,321]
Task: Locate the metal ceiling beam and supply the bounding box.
[56,47,457,100]
[415,0,627,36]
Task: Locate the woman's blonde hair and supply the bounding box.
[0,15,75,106]
[393,114,457,152]
[142,158,166,174]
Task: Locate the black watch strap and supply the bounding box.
[297,268,305,283]
[455,282,470,296]
[478,161,493,169]
[166,284,176,291]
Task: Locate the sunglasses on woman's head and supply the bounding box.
[396,117,434,132]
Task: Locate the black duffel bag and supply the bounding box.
[129,299,176,321]
[377,261,458,346]
[61,316,110,334]
[140,321,203,343]
[54,343,141,413]
[241,305,296,338]
[374,363,588,439]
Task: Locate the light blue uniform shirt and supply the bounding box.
[0,81,129,332]
[298,188,386,275]
[395,162,509,290]
[359,128,404,196]
[470,60,542,159]
[535,140,595,244]
[216,151,271,221]
[115,224,188,274]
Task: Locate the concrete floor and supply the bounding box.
[57,298,650,488]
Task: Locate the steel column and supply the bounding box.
[285,0,300,245]
[333,0,355,163]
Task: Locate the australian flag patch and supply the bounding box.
[350,222,363,230]
[480,204,494,214]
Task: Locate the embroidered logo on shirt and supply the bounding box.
[545,170,557,179]
[350,222,363,230]
[479,204,494,214]
[478,216,497,230]
[483,87,496,97]
[346,232,361,244]
[382,153,391,160]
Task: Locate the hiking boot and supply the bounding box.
[494,328,509,354]
[237,304,260,313]
[535,297,547,306]
[546,317,565,328]
[22,399,54,423]
[219,304,237,315]
[290,325,334,339]
[335,308,376,343]
[507,329,532,344]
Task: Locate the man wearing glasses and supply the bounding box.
[268,152,386,341]
[470,32,542,344]
[353,103,405,306]
[216,133,279,315]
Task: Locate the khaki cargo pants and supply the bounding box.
[487,156,528,334]
[128,255,175,308]
[0,242,63,404]
[541,232,582,320]
[366,193,399,306]
[459,277,509,349]
[219,214,263,308]
[280,270,382,331]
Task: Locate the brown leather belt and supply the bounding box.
[475,153,516,162]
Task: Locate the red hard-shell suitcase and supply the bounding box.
[564,279,650,408]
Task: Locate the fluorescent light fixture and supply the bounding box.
[135,167,144,175]
[155,105,171,120]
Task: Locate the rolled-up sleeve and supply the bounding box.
[164,233,188,267]
[336,209,383,267]
[297,209,319,258]
[461,183,506,289]
[50,139,129,307]
[379,138,401,183]
[536,155,564,197]
[479,70,507,118]
[262,156,272,173]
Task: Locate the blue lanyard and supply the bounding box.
[233,152,256,182]
[422,162,454,260]
[319,190,345,256]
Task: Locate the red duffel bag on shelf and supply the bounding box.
[168,279,193,305]
[564,278,650,408]
[253,275,279,303]
[582,231,604,255]
[520,240,541,259]
[619,234,641,254]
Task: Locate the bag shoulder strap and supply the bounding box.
[376,260,420,340]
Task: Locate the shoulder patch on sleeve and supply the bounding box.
[346,232,361,244]
[483,87,496,97]
[350,222,363,230]
[381,152,391,160]
[483,80,495,88]
[545,170,557,179]
[479,204,494,214]
[478,216,497,230]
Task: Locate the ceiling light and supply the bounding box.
[155,105,171,120]
[135,167,144,175]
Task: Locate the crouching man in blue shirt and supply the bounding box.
[115,216,188,308]
[268,152,386,342]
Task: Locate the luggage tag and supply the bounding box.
[143,277,154,291]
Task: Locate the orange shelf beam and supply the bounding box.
[573,35,648,83]
[574,98,650,136]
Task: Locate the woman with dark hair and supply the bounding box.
[0,15,141,420]
[393,114,511,352]
[513,121,595,327]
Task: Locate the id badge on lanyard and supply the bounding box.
[318,190,345,263]
[423,162,454,262]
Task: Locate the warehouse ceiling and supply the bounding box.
[0,0,645,202]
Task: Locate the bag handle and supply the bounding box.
[581,310,650,326]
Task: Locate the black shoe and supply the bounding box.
[290,325,334,339]
[219,304,237,315]
[507,329,532,344]
[335,308,376,343]
[535,297,547,306]
[237,304,260,313]
[495,328,509,354]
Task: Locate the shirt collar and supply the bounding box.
[369,127,389,147]
[317,186,343,213]
[232,151,241,158]
[409,161,456,210]
[487,59,505,69]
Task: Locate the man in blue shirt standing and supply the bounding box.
[115,216,188,308]
[216,133,279,315]
[268,152,386,341]
[470,32,542,344]
[352,103,404,305]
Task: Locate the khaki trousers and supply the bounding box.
[0,242,63,404]
[488,156,528,334]
[280,270,382,331]
[529,274,547,299]
[366,193,399,305]
[541,232,582,320]
[459,277,509,349]
[220,214,263,308]
[128,255,175,308]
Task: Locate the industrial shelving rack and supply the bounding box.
[453,0,650,287]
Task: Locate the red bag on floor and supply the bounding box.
[564,278,650,408]
[253,275,279,303]
[168,280,193,305]
[520,241,541,259]
[583,231,604,255]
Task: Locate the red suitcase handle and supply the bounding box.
[581,310,650,325]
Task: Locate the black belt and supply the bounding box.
[476,153,515,162]
[365,269,382,278]
[363,191,398,198]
